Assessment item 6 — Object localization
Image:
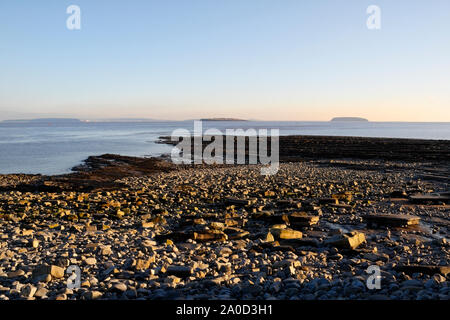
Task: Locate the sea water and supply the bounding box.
[0,121,449,175]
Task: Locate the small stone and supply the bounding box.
[141,221,155,228]
[85,257,97,265]
[84,290,102,300]
[165,275,181,285]
[424,279,437,289]
[55,294,67,300]
[401,279,423,287]
[81,280,91,287]
[30,239,39,248]
[134,256,155,271]
[20,284,37,298]
[99,245,113,256]
[116,210,125,218]
[112,282,127,293]
[34,287,49,298]
[433,274,446,283]
[241,283,262,296]
[33,274,52,283]
[166,266,193,278]
[7,270,25,278]
[273,259,300,269]
[85,225,97,232]
[22,229,34,236]
[265,232,275,242]
[141,239,157,247]
[218,247,233,256]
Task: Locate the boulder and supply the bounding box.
[325,231,366,250]
[288,212,320,227]
[33,265,65,279]
[270,228,303,240]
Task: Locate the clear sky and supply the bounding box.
[0,0,449,121]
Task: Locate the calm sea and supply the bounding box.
[0,121,449,175]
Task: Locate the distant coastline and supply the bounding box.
[1,118,82,124]
[0,118,166,124]
[199,118,248,121]
[331,117,369,122]
[0,117,250,123]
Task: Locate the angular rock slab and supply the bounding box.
[193,230,228,242]
[279,238,320,247]
[332,192,353,202]
[270,228,303,240]
[276,200,302,209]
[364,214,420,228]
[252,211,289,224]
[288,212,320,227]
[223,227,249,240]
[324,231,366,250]
[32,265,65,279]
[154,231,191,242]
[409,194,450,204]
[225,198,256,206]
[394,265,450,276]
[319,198,339,205]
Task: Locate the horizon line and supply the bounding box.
[1,117,450,123]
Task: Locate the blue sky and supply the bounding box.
[0,0,449,121]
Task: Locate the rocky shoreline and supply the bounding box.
[0,136,449,300]
[159,134,450,163]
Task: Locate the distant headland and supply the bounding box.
[199,118,248,121]
[331,117,369,122]
[0,118,163,124]
[1,118,82,124]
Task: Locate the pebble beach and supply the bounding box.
[0,151,449,300]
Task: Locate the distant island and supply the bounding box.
[1,118,82,124]
[83,118,161,122]
[200,118,247,121]
[331,117,369,122]
[0,118,165,124]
